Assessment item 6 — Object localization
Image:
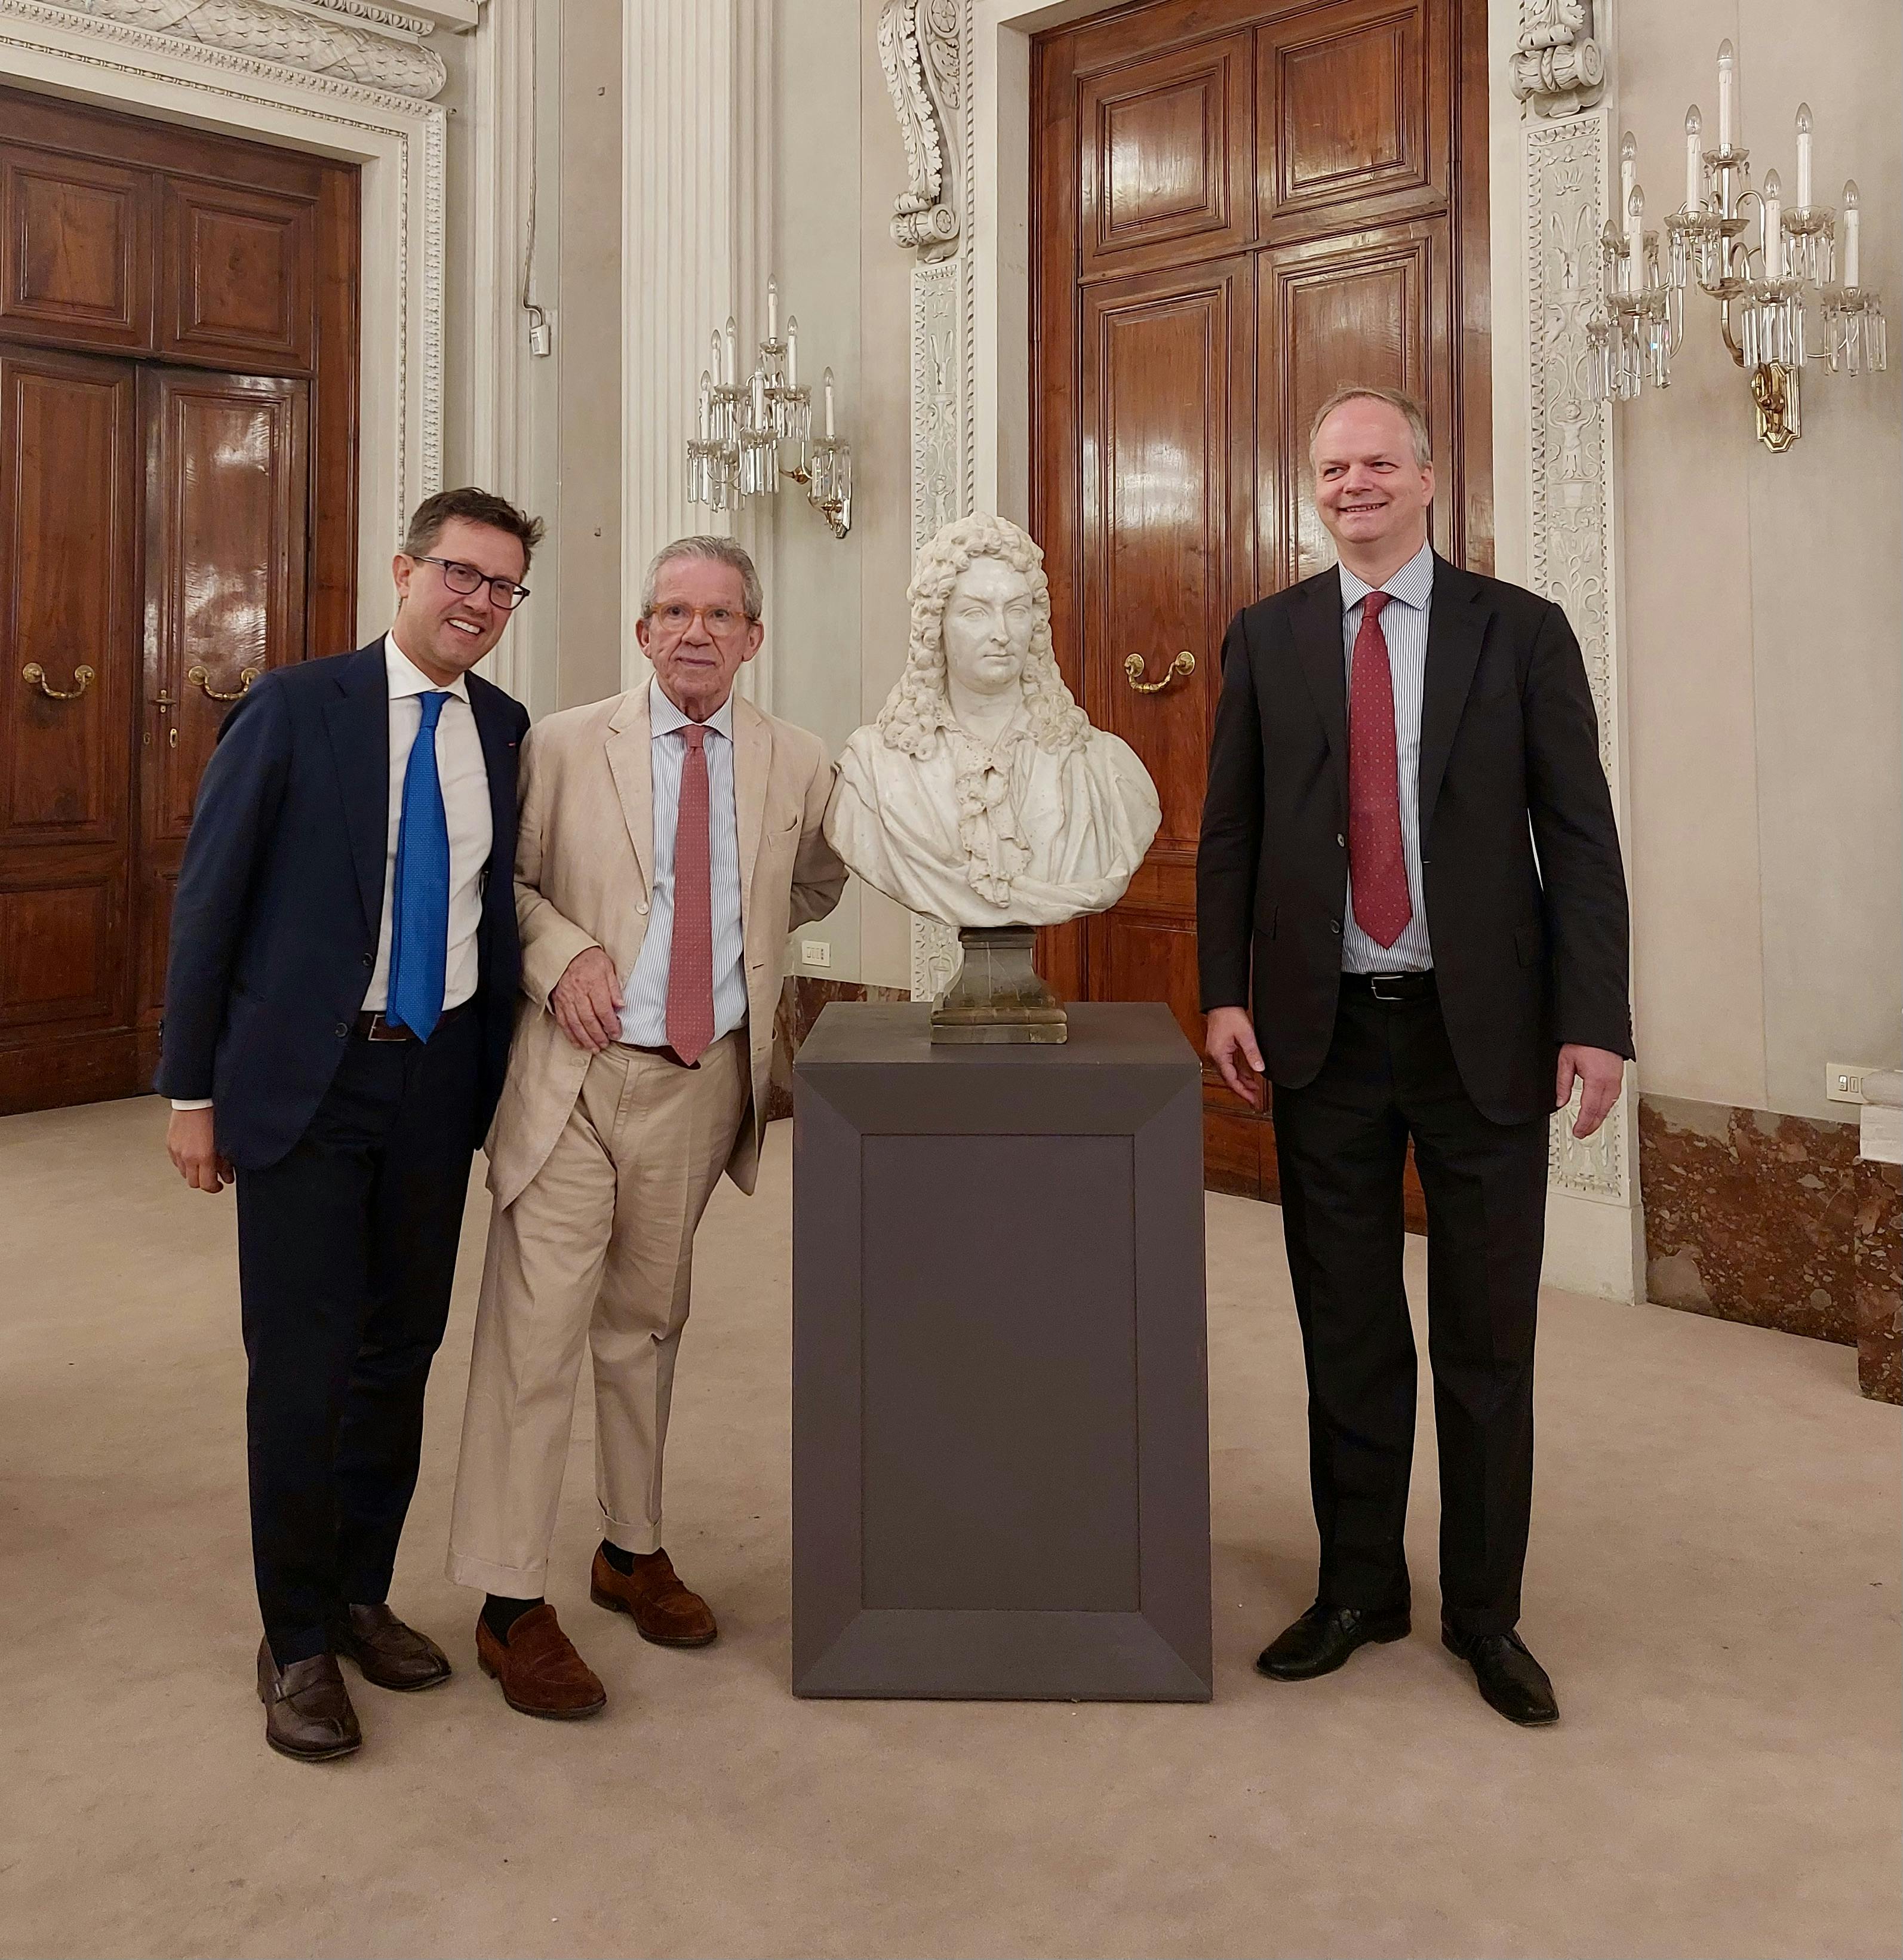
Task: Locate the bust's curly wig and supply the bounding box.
[875,514,1089,759]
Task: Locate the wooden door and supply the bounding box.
[0,87,355,1115]
[1033,0,1489,1219]
[139,369,309,1019]
[0,346,141,1104]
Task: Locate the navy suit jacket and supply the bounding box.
[154,641,530,1170]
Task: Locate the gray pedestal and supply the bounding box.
[792,1001,1211,1700]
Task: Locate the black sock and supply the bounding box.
[598,1540,637,1576]
[482,1593,542,1642]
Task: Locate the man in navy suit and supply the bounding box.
[156,488,539,1762]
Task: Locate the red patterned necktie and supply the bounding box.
[665,723,715,1065]
[1347,590,1412,950]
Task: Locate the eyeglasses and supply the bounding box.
[413,555,531,610]
[646,601,754,639]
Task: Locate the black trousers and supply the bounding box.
[235,1009,479,1666]
[1269,980,1550,1636]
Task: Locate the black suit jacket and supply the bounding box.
[154,641,530,1170]
[1197,555,1633,1126]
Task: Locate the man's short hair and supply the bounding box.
[641,536,764,622]
[1308,385,1432,467]
[402,487,546,570]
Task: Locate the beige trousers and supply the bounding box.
[447,1031,748,1595]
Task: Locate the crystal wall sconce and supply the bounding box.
[686,280,852,538]
[1588,41,1886,452]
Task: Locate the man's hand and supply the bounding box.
[167,1107,233,1193]
[1556,1044,1624,1139]
[1206,1006,1266,1110]
[551,946,625,1053]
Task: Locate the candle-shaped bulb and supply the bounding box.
[1763,168,1781,198]
[1684,105,1702,137]
[785,315,798,387]
[1844,177,1861,209]
[1621,131,1637,167]
[822,366,836,441]
[1717,39,1735,149]
[724,315,737,386]
[1762,170,1783,280]
[767,277,779,343]
[1685,106,1704,211]
[1794,103,1813,209]
[697,369,711,439]
[1843,179,1861,286]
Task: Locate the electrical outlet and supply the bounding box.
[1826,1061,1880,1104]
[801,939,831,970]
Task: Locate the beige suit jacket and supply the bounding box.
[485,679,846,1211]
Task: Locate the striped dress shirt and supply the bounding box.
[618,685,748,1047]
[1338,540,1435,974]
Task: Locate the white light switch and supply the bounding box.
[1826,1061,1880,1104]
[801,940,831,970]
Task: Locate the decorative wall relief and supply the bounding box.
[1511,0,1604,121]
[32,0,447,97]
[878,0,961,257]
[1525,105,1626,1205]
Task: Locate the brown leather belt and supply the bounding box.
[353,999,476,1042]
[1342,970,1436,1004]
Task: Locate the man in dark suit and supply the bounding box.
[156,487,539,1761]
[1198,386,1631,1726]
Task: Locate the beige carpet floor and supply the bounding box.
[0,1094,1896,1960]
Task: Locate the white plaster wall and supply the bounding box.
[1617,0,1903,1119]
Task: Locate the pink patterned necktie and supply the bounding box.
[665,723,715,1065]
[1346,590,1412,950]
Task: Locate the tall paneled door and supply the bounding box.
[1032,0,1492,1217]
[0,88,356,1114]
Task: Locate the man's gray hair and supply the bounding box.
[641,536,764,621]
[1308,384,1432,467]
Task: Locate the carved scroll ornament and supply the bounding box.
[1511,0,1605,121]
[878,0,961,257]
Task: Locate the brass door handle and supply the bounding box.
[22,661,95,699]
[1124,649,1195,694]
[186,663,262,702]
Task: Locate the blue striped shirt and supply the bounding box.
[618,685,749,1047]
[1338,540,1434,974]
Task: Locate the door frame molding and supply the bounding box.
[0,0,445,641]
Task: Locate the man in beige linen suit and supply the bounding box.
[448,536,845,1718]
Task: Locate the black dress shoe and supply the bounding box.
[329,1602,453,1691]
[1442,1623,1559,1725]
[257,1641,362,1761]
[1256,1601,1411,1680]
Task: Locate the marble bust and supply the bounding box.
[826,514,1161,930]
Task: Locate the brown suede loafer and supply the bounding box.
[590,1545,717,1647]
[329,1602,451,1692]
[256,1641,362,1762]
[475,1604,607,1719]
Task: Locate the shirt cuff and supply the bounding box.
[169,1098,214,1112]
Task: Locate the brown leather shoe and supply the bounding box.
[475,1604,606,1719]
[590,1544,718,1647]
[256,1641,362,1762]
[329,1602,451,1691]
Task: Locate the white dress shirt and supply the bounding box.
[1338,540,1435,974]
[619,686,748,1048]
[170,630,492,1110]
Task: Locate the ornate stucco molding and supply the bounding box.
[1526,109,1627,1204]
[1511,0,1603,121]
[33,0,445,97]
[878,0,961,259]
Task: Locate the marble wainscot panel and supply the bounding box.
[764,976,912,1122]
[1853,1161,1901,1404]
[1639,1096,1864,1347]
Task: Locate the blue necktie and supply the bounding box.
[387,690,451,1039]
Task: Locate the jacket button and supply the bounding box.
[334,1021,350,1038]
[1336,833,1346,848]
[636,901,649,916]
[360,952,373,968]
[1329,920,1342,937]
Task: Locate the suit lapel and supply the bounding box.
[1292,571,1349,816]
[467,676,518,877]
[1418,556,1491,842]
[605,682,654,901]
[322,642,392,939]
[732,692,771,935]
